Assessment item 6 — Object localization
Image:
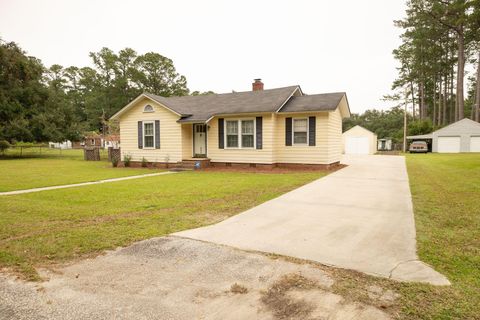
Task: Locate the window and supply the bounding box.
[241,120,254,148]
[293,118,308,145]
[225,119,255,148]
[143,122,154,148]
[226,120,238,148]
[144,105,154,113]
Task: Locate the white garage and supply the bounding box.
[408,118,480,153]
[437,137,461,153]
[342,125,377,155]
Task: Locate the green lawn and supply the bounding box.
[0,149,163,192]
[400,153,480,319]
[0,168,325,280]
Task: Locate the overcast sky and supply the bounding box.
[0,0,406,113]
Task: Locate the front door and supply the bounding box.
[193,124,207,157]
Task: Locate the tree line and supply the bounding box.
[391,0,480,125]
[0,39,196,143]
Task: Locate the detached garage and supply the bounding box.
[408,118,480,153]
[342,125,377,155]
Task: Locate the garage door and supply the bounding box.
[470,136,480,152]
[345,137,369,154]
[437,136,461,153]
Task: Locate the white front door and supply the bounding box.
[437,136,460,153]
[345,137,369,154]
[193,124,207,157]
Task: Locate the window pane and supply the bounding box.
[144,136,154,148]
[144,123,154,135]
[226,121,238,134]
[293,119,307,132]
[294,132,307,144]
[242,135,254,148]
[227,135,238,148]
[241,120,254,134]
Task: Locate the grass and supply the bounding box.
[399,153,480,319]
[0,168,325,280]
[1,151,478,319]
[0,149,163,192]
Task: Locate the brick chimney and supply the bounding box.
[252,78,264,91]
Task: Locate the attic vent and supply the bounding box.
[144,105,154,113]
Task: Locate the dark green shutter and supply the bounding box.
[308,116,316,146]
[138,121,143,149]
[218,118,224,149]
[256,117,263,149]
[285,117,292,146]
[155,120,160,149]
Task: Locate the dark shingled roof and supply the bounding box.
[144,86,298,122]
[279,92,346,113]
[112,86,349,122]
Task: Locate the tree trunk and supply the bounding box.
[410,81,416,120]
[451,64,455,123]
[443,74,447,125]
[456,29,465,120]
[438,78,442,126]
[420,81,426,119]
[433,76,437,126]
[475,51,480,122]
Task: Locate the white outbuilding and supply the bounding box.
[342,125,377,155]
[407,118,480,153]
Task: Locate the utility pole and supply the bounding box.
[403,87,408,153]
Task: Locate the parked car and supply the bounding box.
[409,141,428,153]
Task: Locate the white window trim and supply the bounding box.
[143,104,154,113]
[143,121,155,149]
[224,118,256,149]
[292,117,309,146]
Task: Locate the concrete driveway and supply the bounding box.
[176,155,449,285]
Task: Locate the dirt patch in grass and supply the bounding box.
[230,283,248,294]
[260,273,318,319]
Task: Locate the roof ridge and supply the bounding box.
[145,85,300,100]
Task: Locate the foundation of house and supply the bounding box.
[120,160,340,171]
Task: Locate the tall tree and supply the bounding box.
[0,39,50,142]
[134,52,189,96]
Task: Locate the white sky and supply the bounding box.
[0,0,405,113]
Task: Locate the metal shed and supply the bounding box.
[408,118,480,153]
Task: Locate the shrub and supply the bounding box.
[123,154,132,167]
[141,157,148,167]
[111,155,119,168]
[0,140,11,154]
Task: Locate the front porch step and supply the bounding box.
[174,158,211,170]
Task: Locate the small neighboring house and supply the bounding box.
[377,138,393,151]
[48,140,72,149]
[407,118,480,153]
[110,80,351,168]
[342,125,377,155]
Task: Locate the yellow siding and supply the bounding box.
[274,112,331,164]
[118,98,182,162]
[207,114,275,163]
[118,95,345,165]
[327,107,343,163]
[182,124,193,159]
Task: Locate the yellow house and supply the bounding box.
[110,80,351,168]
